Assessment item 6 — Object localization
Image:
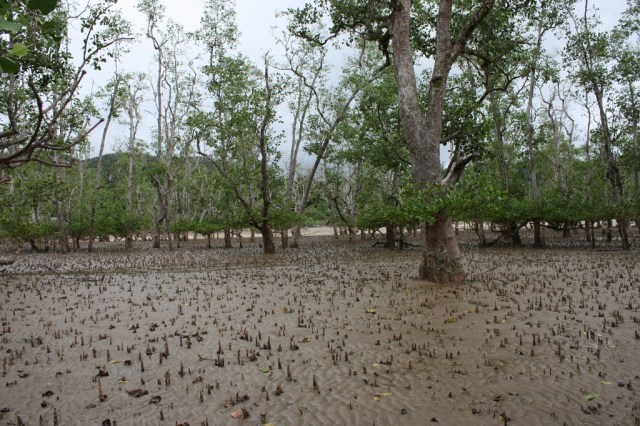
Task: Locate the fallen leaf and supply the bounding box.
[108,360,120,364]
[583,392,599,401]
[127,388,149,398]
[366,308,376,314]
[259,367,270,373]
[446,317,456,324]
[230,408,249,419]
[374,392,392,400]
[601,381,612,385]
[117,380,128,385]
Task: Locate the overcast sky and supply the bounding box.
[79,0,630,157]
[119,0,302,63]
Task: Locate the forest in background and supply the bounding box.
[0,0,638,265]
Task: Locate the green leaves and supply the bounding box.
[0,56,19,73]
[27,0,59,15]
[0,17,22,32]
[0,0,59,74]
[0,40,27,73]
[10,43,28,57]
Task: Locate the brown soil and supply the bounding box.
[1,232,639,425]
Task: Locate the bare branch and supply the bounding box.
[442,149,477,187]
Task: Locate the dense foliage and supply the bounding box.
[0,0,638,252]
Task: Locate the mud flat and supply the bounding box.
[0,235,639,425]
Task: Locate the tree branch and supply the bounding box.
[442,149,477,187]
[450,0,496,66]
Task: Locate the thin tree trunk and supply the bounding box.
[285,60,319,249]
[290,225,302,247]
[257,60,276,254]
[57,166,70,254]
[124,80,140,251]
[585,220,591,242]
[526,27,544,248]
[594,89,628,249]
[510,221,523,247]
[152,30,164,249]
[629,82,639,232]
[89,76,120,252]
[576,0,629,250]
[476,220,487,247]
[291,48,380,246]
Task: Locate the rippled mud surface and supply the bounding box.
[1,233,639,425]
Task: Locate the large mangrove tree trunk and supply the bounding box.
[391,0,493,282]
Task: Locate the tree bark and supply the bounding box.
[419,218,463,282]
[510,221,523,247]
[290,225,302,248]
[476,220,487,247]
[585,220,591,242]
[223,229,232,248]
[385,225,395,249]
[260,225,276,254]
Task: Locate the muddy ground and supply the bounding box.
[0,230,639,425]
